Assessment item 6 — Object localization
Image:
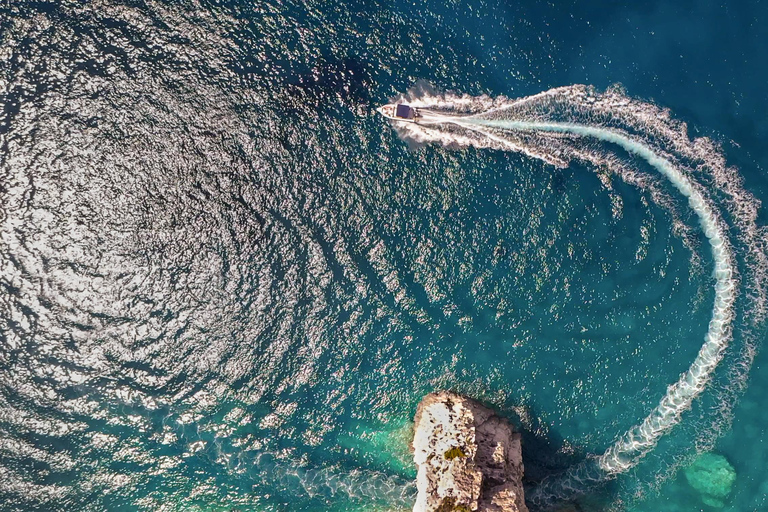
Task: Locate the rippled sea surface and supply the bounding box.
[2,1,768,511]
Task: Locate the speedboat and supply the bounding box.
[377,103,421,123]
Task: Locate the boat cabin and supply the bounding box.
[395,104,415,119]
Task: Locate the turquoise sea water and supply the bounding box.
[1,1,767,511]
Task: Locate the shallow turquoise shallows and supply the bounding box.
[1,1,767,511]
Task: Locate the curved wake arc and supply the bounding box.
[383,85,764,509]
[453,118,737,474]
[437,117,739,509]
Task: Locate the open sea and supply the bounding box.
[2,1,768,511]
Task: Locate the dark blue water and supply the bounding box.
[1,1,767,511]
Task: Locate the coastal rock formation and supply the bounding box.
[412,391,528,512]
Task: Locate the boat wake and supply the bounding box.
[384,85,768,509]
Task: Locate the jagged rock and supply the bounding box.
[412,391,528,512]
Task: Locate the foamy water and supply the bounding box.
[390,84,768,507]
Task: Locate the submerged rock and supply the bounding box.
[683,452,736,508]
[338,418,416,477]
[412,391,528,512]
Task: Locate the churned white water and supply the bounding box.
[389,84,768,507]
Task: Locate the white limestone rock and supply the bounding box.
[412,391,528,512]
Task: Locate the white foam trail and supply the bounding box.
[386,86,768,509]
[451,117,736,473]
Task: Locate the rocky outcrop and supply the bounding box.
[412,391,528,512]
